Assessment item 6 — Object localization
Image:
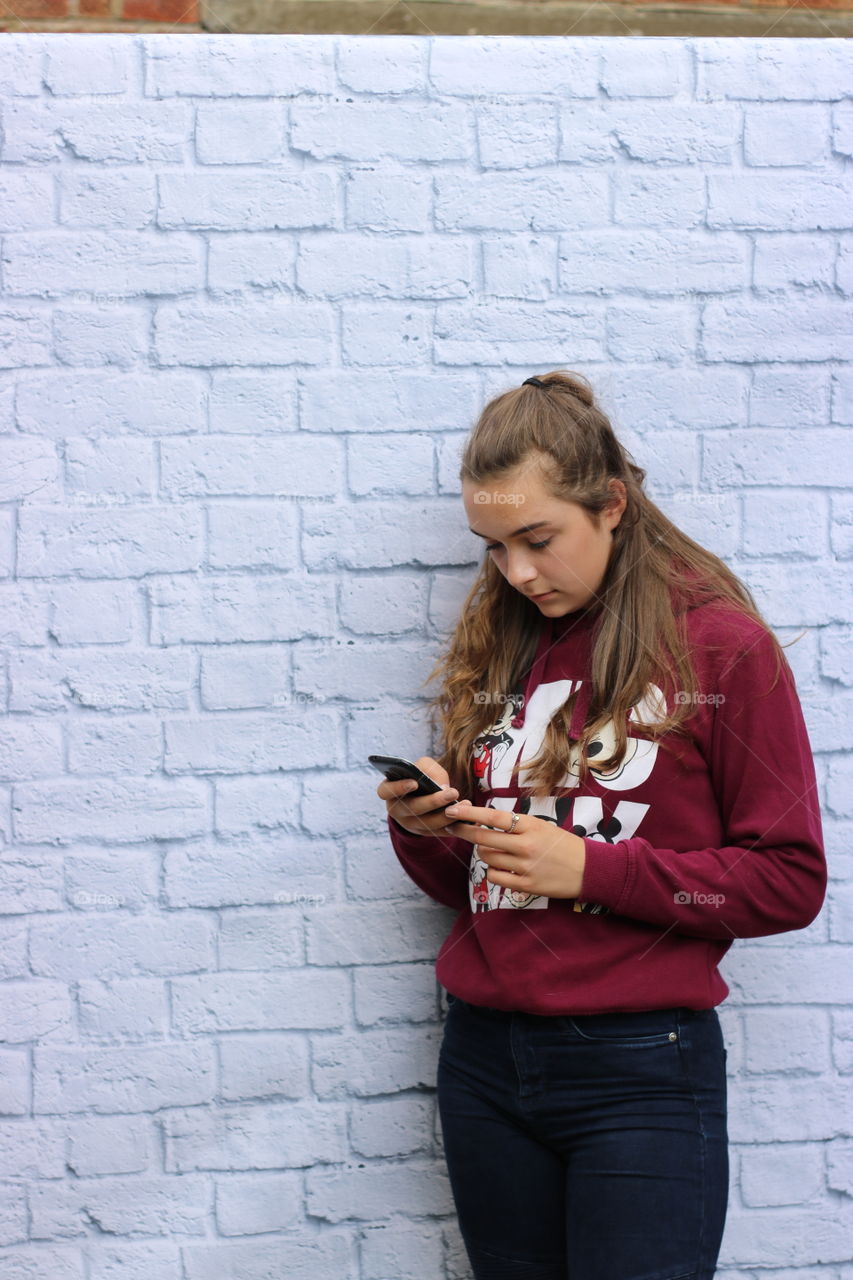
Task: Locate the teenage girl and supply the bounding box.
[376,370,826,1280]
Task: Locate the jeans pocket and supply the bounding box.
[563,1008,681,1048]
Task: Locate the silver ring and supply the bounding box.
[507,812,521,835]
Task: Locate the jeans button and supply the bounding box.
[669,1031,678,1041]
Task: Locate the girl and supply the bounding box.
[377,370,826,1280]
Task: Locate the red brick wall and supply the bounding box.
[1,0,850,37]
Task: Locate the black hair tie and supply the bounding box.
[522,376,547,388]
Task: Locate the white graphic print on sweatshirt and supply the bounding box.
[468,678,668,913]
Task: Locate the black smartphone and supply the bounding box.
[369,755,490,824]
[368,754,448,800]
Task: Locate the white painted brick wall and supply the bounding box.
[0,30,851,1280]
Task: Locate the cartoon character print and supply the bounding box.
[472,691,525,788]
[467,678,669,914]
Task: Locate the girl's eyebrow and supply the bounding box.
[468,521,553,539]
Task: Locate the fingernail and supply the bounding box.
[445,805,460,815]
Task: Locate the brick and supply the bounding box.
[306,1157,453,1221]
[65,849,158,913]
[30,1175,209,1239]
[742,1007,831,1075]
[559,229,748,293]
[170,969,349,1033]
[218,1033,309,1101]
[199,645,293,710]
[743,103,829,166]
[67,720,162,776]
[360,1222,445,1280]
[53,305,148,367]
[0,585,46,648]
[86,1243,182,1280]
[160,434,341,497]
[162,1099,346,1171]
[148,574,335,644]
[195,103,285,164]
[708,173,851,231]
[305,903,449,964]
[348,1094,434,1157]
[428,36,598,97]
[163,833,336,909]
[218,908,303,969]
[207,233,296,295]
[0,307,52,368]
[0,1246,84,1279]
[66,1114,155,1175]
[0,855,64,914]
[613,169,705,227]
[34,1042,215,1113]
[0,980,72,1043]
[436,171,609,231]
[0,719,63,781]
[59,170,157,231]
[9,648,194,713]
[742,491,827,557]
[17,506,202,579]
[353,963,438,1026]
[0,35,44,96]
[214,1172,301,1235]
[0,1048,29,1116]
[15,371,206,438]
[142,34,335,98]
[344,166,431,230]
[181,1236,354,1280]
[753,233,836,290]
[705,428,852,489]
[30,911,214,979]
[0,1183,27,1246]
[750,367,829,426]
[154,300,332,367]
[697,39,853,101]
[0,101,191,164]
[157,171,334,231]
[77,978,168,1041]
[0,437,61,504]
[44,37,129,95]
[740,1143,824,1207]
[723,943,853,1004]
[313,1026,443,1098]
[165,711,336,774]
[0,172,54,232]
[0,1119,65,1177]
[600,38,690,97]
[2,231,202,298]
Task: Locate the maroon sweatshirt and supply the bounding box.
[386,597,826,1014]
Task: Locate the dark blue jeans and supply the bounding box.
[437,996,729,1280]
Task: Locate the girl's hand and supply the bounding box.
[378,756,463,838]
[443,802,587,899]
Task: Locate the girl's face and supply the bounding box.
[462,456,627,615]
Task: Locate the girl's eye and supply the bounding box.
[484,540,550,550]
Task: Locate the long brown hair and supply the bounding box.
[421,369,793,799]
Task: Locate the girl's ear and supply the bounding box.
[604,479,628,528]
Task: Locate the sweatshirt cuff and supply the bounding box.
[578,837,632,912]
[387,813,446,855]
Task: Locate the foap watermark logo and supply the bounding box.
[272,691,322,708]
[72,890,125,909]
[674,690,725,707]
[472,491,526,507]
[274,891,326,907]
[674,890,725,907]
[472,691,518,705]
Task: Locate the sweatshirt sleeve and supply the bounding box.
[577,625,827,940]
[386,814,472,912]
